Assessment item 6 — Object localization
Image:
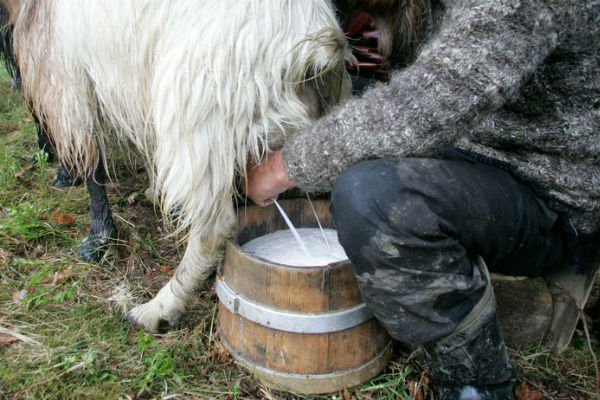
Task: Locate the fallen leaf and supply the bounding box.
[515,381,543,400]
[52,212,75,225]
[208,341,231,364]
[408,373,430,400]
[0,327,41,346]
[14,171,30,186]
[408,381,422,400]
[41,268,75,285]
[53,268,74,284]
[159,265,175,275]
[341,387,351,400]
[0,334,20,345]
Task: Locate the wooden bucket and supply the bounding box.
[217,199,392,394]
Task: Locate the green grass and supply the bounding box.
[0,67,598,400]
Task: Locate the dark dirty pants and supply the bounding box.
[330,157,566,345]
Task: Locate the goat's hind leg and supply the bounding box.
[0,4,76,188]
[78,161,118,262]
[32,112,81,188]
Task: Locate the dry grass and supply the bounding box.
[0,67,598,400]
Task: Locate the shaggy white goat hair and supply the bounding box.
[8,0,351,331]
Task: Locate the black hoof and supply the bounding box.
[78,233,113,262]
[54,165,82,188]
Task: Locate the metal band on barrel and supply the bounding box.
[220,337,394,394]
[216,278,373,333]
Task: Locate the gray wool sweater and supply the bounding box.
[282,0,600,234]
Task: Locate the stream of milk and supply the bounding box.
[241,199,348,266]
[273,200,311,259]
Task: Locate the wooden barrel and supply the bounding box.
[217,199,392,394]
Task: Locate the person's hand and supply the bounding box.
[242,150,296,207]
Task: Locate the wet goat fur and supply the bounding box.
[5,0,351,332]
[0,2,115,261]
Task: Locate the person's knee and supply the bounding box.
[330,159,396,261]
[331,159,399,237]
[332,160,385,214]
[332,158,449,236]
[331,158,469,274]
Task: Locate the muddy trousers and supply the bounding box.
[330,158,566,394]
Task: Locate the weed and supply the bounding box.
[136,330,157,353]
[0,150,19,189]
[34,148,50,196]
[1,203,71,241]
[142,350,175,386]
[231,380,241,400]
[353,364,412,400]
[134,331,177,393]
[53,286,75,303]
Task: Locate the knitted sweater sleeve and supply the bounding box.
[282,0,560,192]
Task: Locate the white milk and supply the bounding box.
[241,228,349,267]
[273,200,311,259]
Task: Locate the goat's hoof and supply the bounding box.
[78,234,112,262]
[53,166,82,188]
[125,301,180,333]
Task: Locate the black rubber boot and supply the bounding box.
[423,261,516,400]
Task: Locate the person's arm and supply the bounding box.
[282,0,560,193]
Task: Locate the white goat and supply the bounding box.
[7,0,350,331]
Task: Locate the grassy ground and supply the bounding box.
[0,67,598,400]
